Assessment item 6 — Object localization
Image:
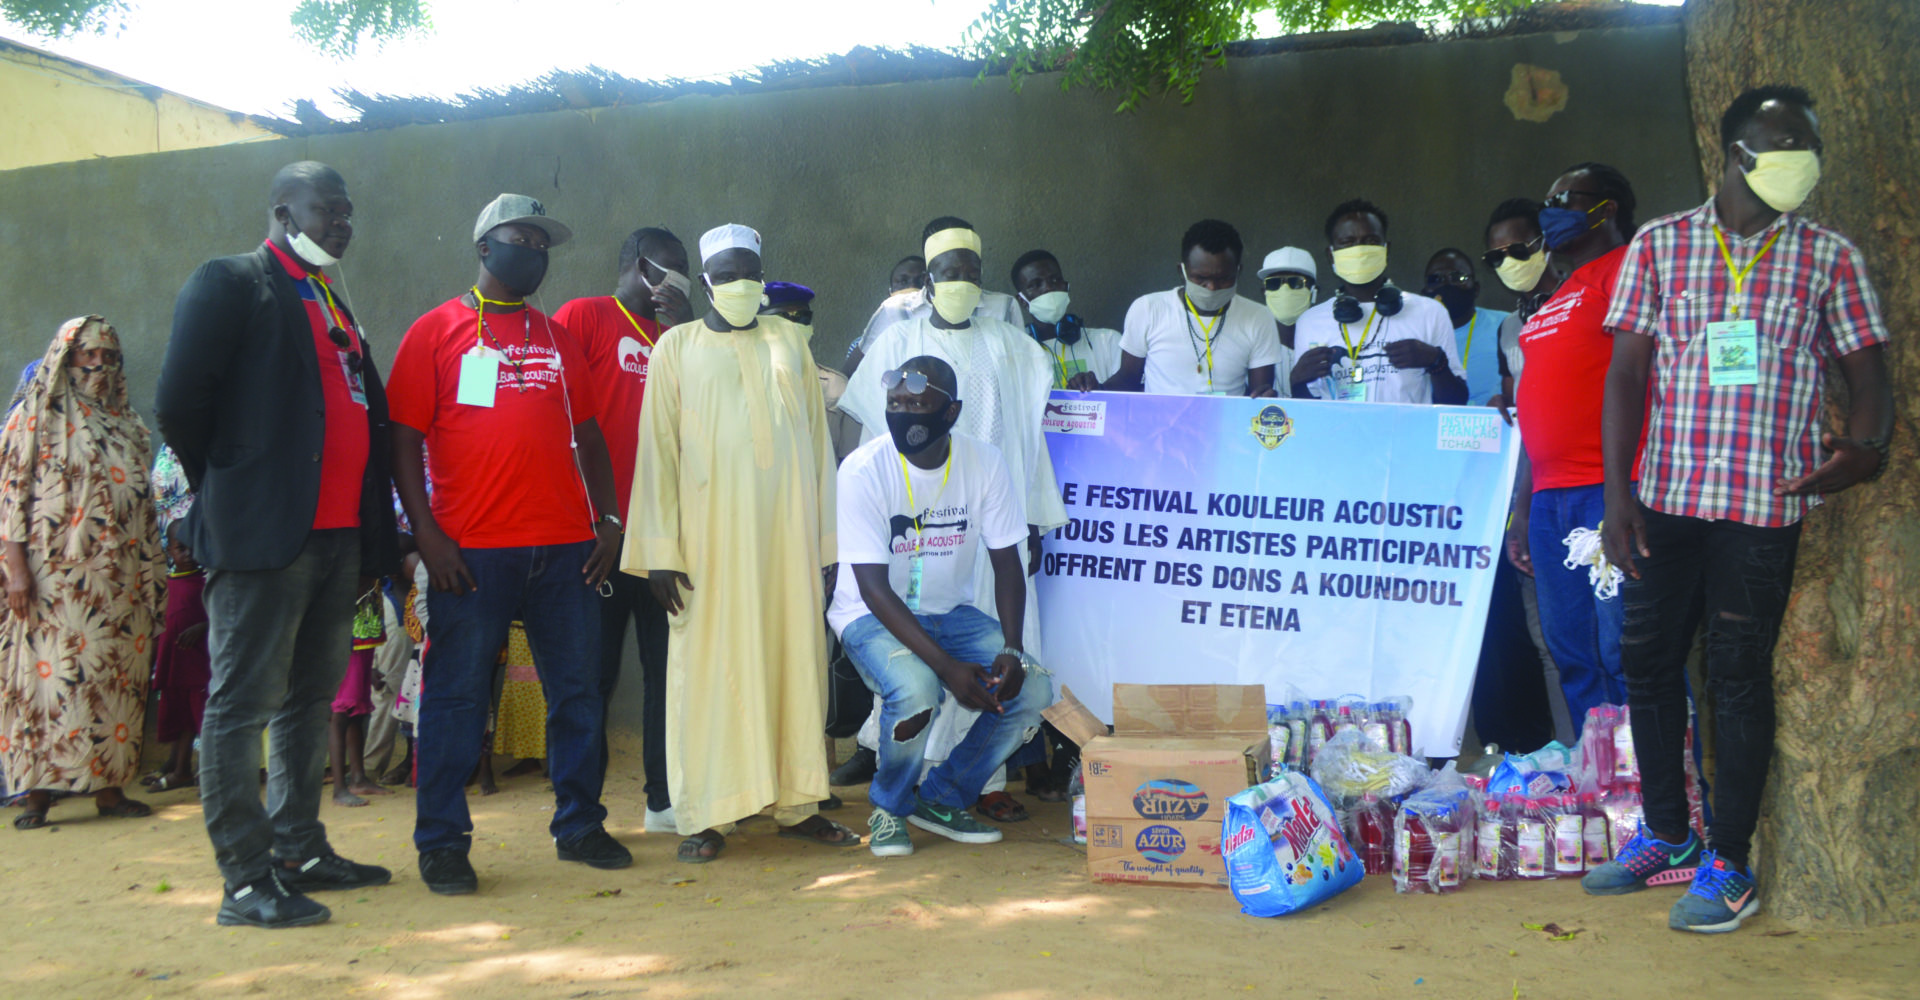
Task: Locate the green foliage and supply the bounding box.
[965,0,1543,110]
[1,0,429,55]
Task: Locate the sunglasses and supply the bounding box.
[881,368,952,400]
[1482,234,1545,269]
[1543,189,1608,210]
[327,327,364,374]
[1262,274,1313,292]
[1423,271,1474,289]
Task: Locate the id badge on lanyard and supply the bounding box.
[1335,361,1367,401]
[458,346,502,407]
[905,552,924,612]
[339,350,369,406]
[1705,319,1760,387]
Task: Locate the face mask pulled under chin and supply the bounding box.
[930,281,983,325]
[481,238,549,297]
[886,408,953,456]
[1023,290,1071,326]
[706,278,765,327]
[288,229,340,268]
[1181,265,1235,312]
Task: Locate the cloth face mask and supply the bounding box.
[1737,141,1820,213]
[706,278,765,328]
[1330,245,1388,286]
[930,280,983,325]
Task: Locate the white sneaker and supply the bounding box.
[644,806,676,833]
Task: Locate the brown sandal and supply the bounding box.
[677,829,725,863]
[975,791,1029,823]
[96,798,152,819]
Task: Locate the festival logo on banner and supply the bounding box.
[1249,405,1294,450]
[1043,399,1106,435]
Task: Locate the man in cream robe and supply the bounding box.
[623,224,860,859]
[838,219,1069,803]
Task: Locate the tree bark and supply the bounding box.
[1682,0,1920,928]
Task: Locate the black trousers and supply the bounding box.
[600,569,671,812]
[1621,503,1800,867]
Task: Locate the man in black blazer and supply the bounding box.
[157,161,399,930]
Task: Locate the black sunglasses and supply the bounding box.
[1423,271,1474,289]
[1482,234,1545,269]
[1543,189,1608,210]
[1262,274,1313,292]
[327,327,364,374]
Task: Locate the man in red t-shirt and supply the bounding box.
[388,194,626,896]
[553,226,692,832]
[1510,163,1640,731]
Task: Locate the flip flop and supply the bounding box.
[148,774,195,792]
[95,798,153,819]
[677,830,725,864]
[12,810,50,830]
[975,791,1029,823]
[777,816,863,848]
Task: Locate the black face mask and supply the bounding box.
[481,238,549,297]
[886,408,954,456]
[1434,285,1477,325]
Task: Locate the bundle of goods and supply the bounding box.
[1392,764,1475,893]
[1222,769,1364,917]
[1577,704,1707,841]
[1309,729,1431,876]
[1269,696,1413,773]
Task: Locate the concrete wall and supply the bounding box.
[0,41,278,171]
[0,23,1699,739]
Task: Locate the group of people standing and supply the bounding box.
[0,83,1888,938]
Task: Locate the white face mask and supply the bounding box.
[1330,245,1388,286]
[644,258,691,296]
[1736,140,1821,213]
[1496,252,1549,293]
[1022,290,1071,325]
[930,280,983,325]
[1264,286,1314,325]
[288,229,340,268]
[1181,265,1235,312]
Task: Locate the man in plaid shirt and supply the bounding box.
[1582,86,1893,933]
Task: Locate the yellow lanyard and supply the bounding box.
[1460,311,1477,362]
[1712,224,1783,319]
[897,446,952,554]
[612,296,658,348]
[1339,309,1380,361]
[309,274,352,338]
[1048,340,1077,388]
[471,286,532,389]
[1181,293,1221,386]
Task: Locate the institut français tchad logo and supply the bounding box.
[1249,404,1294,450]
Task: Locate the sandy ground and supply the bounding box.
[2,758,1914,1000]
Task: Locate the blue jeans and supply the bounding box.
[841,605,1051,817]
[414,542,606,854]
[1529,484,1627,727]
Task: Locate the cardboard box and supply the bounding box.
[1082,684,1268,888]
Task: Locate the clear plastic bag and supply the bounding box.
[1309,728,1431,804]
[1392,763,1474,894]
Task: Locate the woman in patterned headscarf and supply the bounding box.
[0,316,165,829]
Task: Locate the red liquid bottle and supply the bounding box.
[1356,793,1393,876]
[1396,808,1434,894]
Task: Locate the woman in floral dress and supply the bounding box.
[0,316,165,829]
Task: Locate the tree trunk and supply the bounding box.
[1682,0,1920,928]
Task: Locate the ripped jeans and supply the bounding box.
[1620,503,1800,867]
[840,605,1051,818]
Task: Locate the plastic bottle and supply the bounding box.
[1355,793,1393,876]
[1551,794,1585,877]
[1267,705,1292,775]
[1474,793,1505,880]
[1068,764,1087,845]
[1584,706,1616,785]
[1516,797,1549,879]
[1612,705,1639,785]
[1361,702,1391,751]
[1605,781,1644,858]
[1395,807,1434,894]
[1306,700,1334,763]
[1431,802,1463,892]
[1285,701,1309,770]
[1581,792,1610,870]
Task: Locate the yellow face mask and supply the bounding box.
[1264,286,1313,325]
[1496,252,1548,293]
[1737,141,1820,213]
[1330,245,1388,286]
[930,280,982,325]
[706,278,765,328]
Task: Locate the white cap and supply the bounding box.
[1257,246,1317,281]
[699,223,762,265]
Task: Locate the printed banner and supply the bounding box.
[1036,391,1521,757]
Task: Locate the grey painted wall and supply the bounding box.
[0,23,1699,740]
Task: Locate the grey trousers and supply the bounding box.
[198,529,359,887]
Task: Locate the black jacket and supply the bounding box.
[156,243,399,576]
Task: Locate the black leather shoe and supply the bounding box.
[280,852,393,893]
[216,874,331,929]
[829,746,877,786]
[418,848,479,895]
[556,827,633,870]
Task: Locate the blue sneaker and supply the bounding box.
[1669,851,1761,934]
[1580,822,1700,895]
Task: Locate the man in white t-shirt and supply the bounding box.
[1290,199,1467,405]
[1010,248,1123,390]
[844,221,1023,373]
[1106,219,1281,397]
[830,356,1052,858]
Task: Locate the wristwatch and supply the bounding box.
[998,646,1040,669]
[598,513,623,530]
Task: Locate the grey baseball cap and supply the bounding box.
[473,193,573,247]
